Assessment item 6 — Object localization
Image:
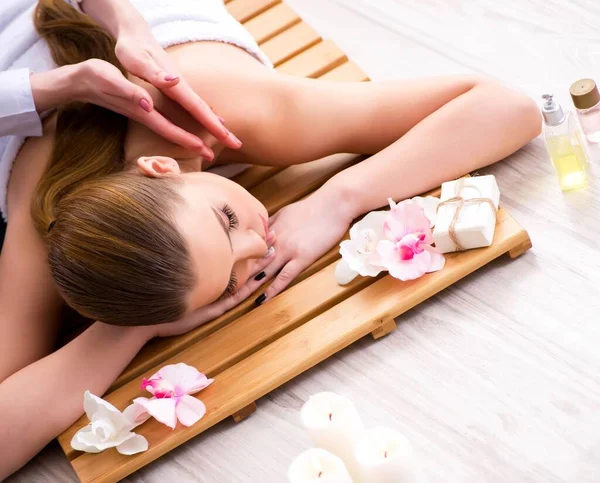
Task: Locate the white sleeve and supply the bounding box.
[64,0,83,11]
[0,69,43,138]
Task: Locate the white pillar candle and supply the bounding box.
[288,448,354,483]
[300,392,364,479]
[354,427,422,482]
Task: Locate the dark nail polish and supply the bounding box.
[254,271,266,281]
[255,293,267,306]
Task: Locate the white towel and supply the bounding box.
[0,0,271,221]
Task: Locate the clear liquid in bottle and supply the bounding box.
[545,133,587,190]
[541,94,588,191]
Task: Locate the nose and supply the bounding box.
[231,229,268,262]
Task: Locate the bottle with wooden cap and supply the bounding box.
[541,94,588,191]
[570,78,600,144]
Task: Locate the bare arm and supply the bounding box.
[233,74,541,299]
[322,76,542,218]
[0,321,151,478]
[0,125,152,477]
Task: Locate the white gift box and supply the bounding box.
[432,175,500,253]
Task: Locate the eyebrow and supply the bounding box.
[211,207,233,252]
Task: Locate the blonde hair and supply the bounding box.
[32,0,195,326]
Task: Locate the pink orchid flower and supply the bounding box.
[377,198,445,281]
[133,363,213,429]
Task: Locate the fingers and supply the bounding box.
[160,78,243,150]
[119,45,180,91]
[111,79,156,114]
[191,246,277,320]
[83,59,213,158]
[260,261,304,304]
[130,108,213,160]
[116,46,242,151]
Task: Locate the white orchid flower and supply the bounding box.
[71,391,150,455]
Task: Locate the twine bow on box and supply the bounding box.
[436,178,498,252]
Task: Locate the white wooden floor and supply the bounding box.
[10,1,600,482]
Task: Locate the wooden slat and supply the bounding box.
[67,210,530,482]
[109,238,342,392]
[111,179,443,391]
[60,263,377,458]
[261,22,321,66]
[251,153,361,215]
[232,166,283,190]
[320,61,370,82]
[227,0,281,24]
[243,3,301,44]
[276,40,348,78]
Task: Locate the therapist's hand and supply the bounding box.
[114,34,242,155]
[77,0,241,158]
[31,59,219,158]
[78,59,222,160]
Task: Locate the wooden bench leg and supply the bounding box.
[507,236,532,259]
[371,317,397,340]
[231,402,257,423]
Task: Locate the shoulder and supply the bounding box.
[7,115,56,219]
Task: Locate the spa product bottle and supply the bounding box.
[541,94,588,191]
[570,78,600,144]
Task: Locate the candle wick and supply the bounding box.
[318,472,323,478]
[384,451,388,458]
[328,413,332,421]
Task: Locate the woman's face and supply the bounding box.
[175,171,269,311]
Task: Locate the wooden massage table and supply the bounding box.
[57,0,532,480]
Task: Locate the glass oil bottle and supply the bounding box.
[541,94,588,191]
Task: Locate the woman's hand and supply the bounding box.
[145,247,277,338]
[30,59,217,159]
[76,0,241,157]
[243,185,355,304]
[114,33,242,156]
[73,59,220,158]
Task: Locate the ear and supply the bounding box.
[137,156,181,178]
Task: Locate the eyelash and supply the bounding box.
[220,203,238,298]
[221,203,239,231]
[224,271,238,298]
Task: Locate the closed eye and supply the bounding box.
[212,205,238,300]
[219,271,238,301]
[221,203,239,230]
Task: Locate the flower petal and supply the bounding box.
[353,211,388,240]
[340,239,385,278]
[386,257,429,281]
[133,397,178,429]
[376,239,396,262]
[116,434,149,455]
[72,425,135,452]
[334,259,359,285]
[186,375,214,396]
[90,419,116,441]
[175,395,207,427]
[412,196,440,227]
[396,201,431,236]
[155,363,211,395]
[71,426,103,453]
[424,246,446,273]
[122,402,151,430]
[83,391,129,431]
